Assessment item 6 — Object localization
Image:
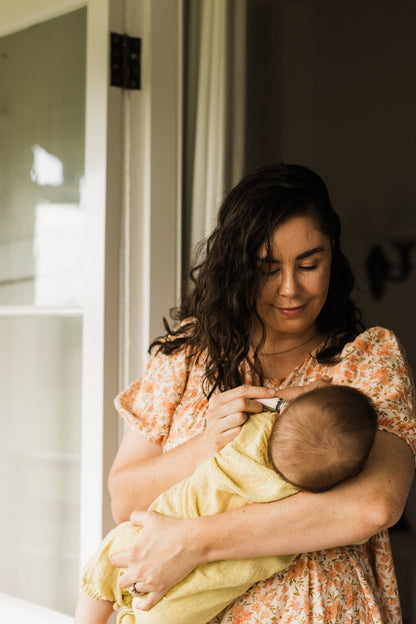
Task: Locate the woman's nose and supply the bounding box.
[279,269,298,296]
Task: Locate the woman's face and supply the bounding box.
[255,215,332,345]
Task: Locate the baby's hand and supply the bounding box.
[260,377,332,407]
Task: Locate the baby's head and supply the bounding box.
[268,385,377,492]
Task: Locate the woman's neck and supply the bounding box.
[258,333,321,356]
[250,331,325,381]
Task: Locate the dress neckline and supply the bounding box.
[263,338,327,384]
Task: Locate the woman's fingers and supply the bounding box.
[211,384,276,407]
[130,509,146,527]
[111,549,142,587]
[265,377,332,404]
[204,385,278,453]
[218,396,270,417]
[309,376,332,388]
[111,511,201,609]
[208,386,277,424]
[133,591,166,611]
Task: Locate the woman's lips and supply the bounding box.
[274,305,306,317]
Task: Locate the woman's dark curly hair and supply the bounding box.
[151,163,364,397]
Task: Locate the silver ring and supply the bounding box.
[129,583,142,597]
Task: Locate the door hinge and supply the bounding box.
[110,33,141,90]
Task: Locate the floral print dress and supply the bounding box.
[115,327,416,623]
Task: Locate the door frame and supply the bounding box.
[0,0,183,619]
[80,0,184,563]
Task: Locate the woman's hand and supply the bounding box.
[201,385,278,456]
[275,376,332,404]
[200,379,331,458]
[111,510,200,611]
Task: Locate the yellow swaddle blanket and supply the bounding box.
[81,410,299,624]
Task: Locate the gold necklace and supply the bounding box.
[258,334,321,356]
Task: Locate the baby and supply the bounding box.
[75,384,377,624]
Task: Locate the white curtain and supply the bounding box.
[183,0,247,276]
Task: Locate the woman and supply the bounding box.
[109,163,415,623]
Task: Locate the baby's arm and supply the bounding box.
[74,592,114,624]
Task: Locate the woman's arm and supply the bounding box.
[109,385,279,522]
[109,431,192,522]
[197,430,414,560]
[111,429,414,609]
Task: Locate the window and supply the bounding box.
[0,7,86,616]
[0,1,182,620]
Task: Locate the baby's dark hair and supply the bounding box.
[268,385,378,492]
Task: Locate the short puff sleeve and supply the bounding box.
[114,348,190,446]
[341,327,416,460]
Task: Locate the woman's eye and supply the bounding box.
[258,261,280,275]
[299,264,317,271]
[262,267,280,275]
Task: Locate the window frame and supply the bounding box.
[0,0,183,620]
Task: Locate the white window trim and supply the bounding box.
[0,594,73,624]
[0,0,86,38]
[81,0,184,562]
[80,0,123,561]
[119,0,184,385]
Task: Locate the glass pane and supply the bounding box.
[0,315,82,614]
[0,9,86,306]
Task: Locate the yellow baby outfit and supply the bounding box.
[83,326,416,623]
[81,409,298,624]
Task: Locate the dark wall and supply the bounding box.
[244,2,416,620]
[245,0,416,369]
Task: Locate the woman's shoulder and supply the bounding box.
[114,321,205,441]
[342,326,400,355]
[339,326,415,457]
[355,325,396,340]
[336,326,412,385]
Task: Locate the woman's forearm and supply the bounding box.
[108,429,210,522]
[194,489,377,564]
[191,431,414,563]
